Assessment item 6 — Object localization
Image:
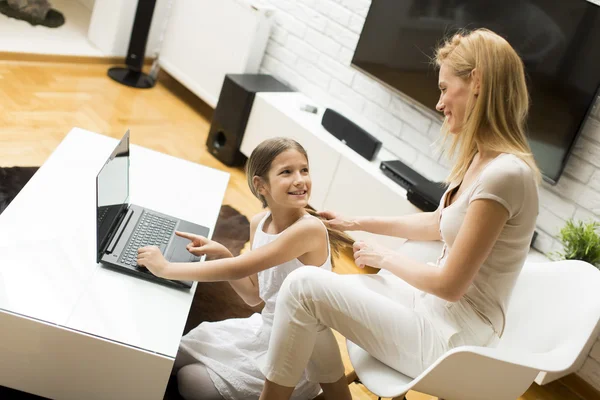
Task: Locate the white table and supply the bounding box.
[0,129,229,400]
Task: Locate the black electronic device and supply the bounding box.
[207,74,294,166]
[380,159,448,212]
[321,108,382,161]
[407,180,448,212]
[108,0,157,89]
[353,0,600,184]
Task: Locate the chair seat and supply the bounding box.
[347,340,413,398]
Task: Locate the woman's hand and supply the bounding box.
[353,240,396,269]
[137,246,170,277]
[175,231,232,259]
[317,210,357,231]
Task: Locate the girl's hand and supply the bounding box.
[353,240,395,269]
[137,246,170,277]
[317,210,357,231]
[175,231,232,259]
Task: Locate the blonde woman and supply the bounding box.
[258,28,540,400]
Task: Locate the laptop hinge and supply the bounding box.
[100,204,130,256]
[106,207,135,254]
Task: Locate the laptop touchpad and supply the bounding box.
[168,236,195,262]
[167,220,210,263]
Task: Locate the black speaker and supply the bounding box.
[321,108,382,161]
[207,74,294,166]
[108,0,156,89]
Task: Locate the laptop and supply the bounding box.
[96,130,209,289]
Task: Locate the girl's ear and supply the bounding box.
[253,175,267,195]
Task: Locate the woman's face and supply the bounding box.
[436,62,476,134]
[260,149,311,209]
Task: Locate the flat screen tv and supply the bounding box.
[352,0,600,184]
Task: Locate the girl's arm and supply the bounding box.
[226,212,265,307]
[138,217,327,282]
[354,199,508,302]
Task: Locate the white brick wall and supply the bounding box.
[257,0,600,387]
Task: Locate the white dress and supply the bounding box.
[178,212,331,400]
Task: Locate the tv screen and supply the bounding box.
[352,0,600,184]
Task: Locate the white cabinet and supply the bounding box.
[323,156,420,249]
[241,92,421,248]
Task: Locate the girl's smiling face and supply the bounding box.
[259,149,311,209]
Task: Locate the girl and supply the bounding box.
[257,29,540,400]
[137,138,353,400]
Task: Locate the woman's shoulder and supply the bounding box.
[482,153,535,184]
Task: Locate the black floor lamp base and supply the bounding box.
[108,67,155,89]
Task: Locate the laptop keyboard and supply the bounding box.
[119,212,177,267]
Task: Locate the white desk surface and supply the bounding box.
[0,128,229,358]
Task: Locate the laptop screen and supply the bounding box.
[96,131,130,263]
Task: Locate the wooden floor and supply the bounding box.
[0,59,586,400]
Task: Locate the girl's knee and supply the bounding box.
[177,364,223,400]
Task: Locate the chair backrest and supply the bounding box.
[498,260,600,370]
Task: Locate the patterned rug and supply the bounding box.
[0,166,257,399]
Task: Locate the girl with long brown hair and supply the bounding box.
[137,137,353,400]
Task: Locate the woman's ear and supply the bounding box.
[471,68,480,96]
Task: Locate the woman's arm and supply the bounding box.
[138,217,327,282]
[355,199,508,301]
[353,210,442,240]
[226,213,265,307]
[321,209,442,241]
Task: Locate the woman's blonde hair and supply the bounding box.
[245,137,353,264]
[434,28,541,184]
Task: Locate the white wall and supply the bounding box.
[257,0,600,391]
[76,0,95,12]
[88,0,171,57]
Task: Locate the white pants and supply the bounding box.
[260,266,451,387]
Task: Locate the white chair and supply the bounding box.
[346,241,600,400]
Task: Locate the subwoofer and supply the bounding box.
[207,74,293,166]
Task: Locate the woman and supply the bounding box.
[257,28,540,400]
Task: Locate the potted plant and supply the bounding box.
[552,218,600,268]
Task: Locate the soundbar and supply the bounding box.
[321,108,382,161]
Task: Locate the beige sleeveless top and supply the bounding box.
[418,153,539,343]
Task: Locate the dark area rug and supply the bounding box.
[0,166,258,400]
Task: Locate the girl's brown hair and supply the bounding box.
[245,137,354,264]
[434,28,541,184]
